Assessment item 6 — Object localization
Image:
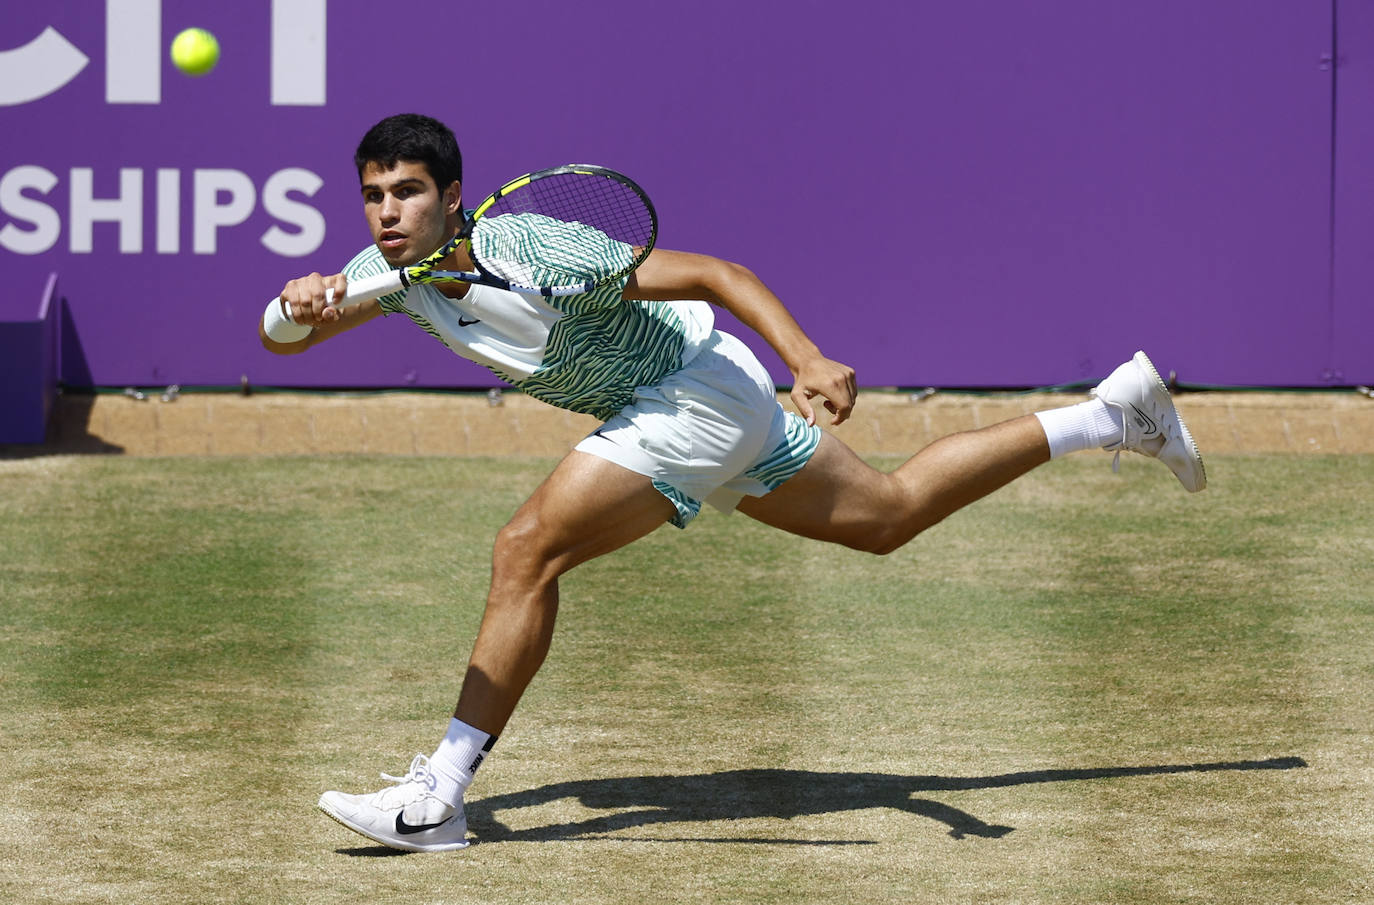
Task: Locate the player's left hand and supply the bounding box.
[791,357,857,426]
[280,272,349,326]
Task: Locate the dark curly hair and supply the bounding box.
[354,113,463,190]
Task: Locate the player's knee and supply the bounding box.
[491,514,556,579]
[850,523,920,556]
[492,509,590,584]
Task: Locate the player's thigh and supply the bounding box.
[734,432,895,548]
[498,450,677,576]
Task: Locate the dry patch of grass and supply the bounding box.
[1,454,1370,904]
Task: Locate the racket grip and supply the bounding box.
[262,297,312,343]
[335,270,405,308]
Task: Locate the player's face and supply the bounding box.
[360,160,461,267]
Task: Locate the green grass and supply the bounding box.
[1,453,1371,904]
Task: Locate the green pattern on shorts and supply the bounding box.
[745,412,823,490]
[652,480,703,530]
[652,410,822,530]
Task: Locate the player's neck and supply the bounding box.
[436,244,474,298]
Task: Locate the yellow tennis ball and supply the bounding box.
[170,28,220,77]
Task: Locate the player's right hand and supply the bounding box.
[278,272,348,326]
[790,355,858,426]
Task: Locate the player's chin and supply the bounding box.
[377,246,413,267]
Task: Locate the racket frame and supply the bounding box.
[347,164,656,306]
[266,163,656,338]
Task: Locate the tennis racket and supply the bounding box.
[263,164,656,341]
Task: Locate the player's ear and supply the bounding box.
[442,181,462,215]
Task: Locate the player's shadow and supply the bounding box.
[457,755,1306,846]
[335,755,1305,854]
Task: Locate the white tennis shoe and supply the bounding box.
[1092,351,1207,492]
[318,754,470,852]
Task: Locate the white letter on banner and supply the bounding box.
[107,0,161,104]
[261,168,326,257]
[0,28,89,106]
[193,169,256,254]
[272,0,327,105]
[157,168,180,254]
[0,166,61,254]
[70,167,144,253]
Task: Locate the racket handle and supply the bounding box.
[262,271,404,342]
[335,270,405,308]
[262,297,312,343]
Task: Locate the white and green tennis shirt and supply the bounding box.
[343,215,714,422]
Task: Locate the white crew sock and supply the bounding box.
[1034,397,1124,459]
[426,718,496,807]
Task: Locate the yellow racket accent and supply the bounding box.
[389,164,656,295]
[404,238,460,283]
[472,174,534,218]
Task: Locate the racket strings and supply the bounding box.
[489,172,654,248]
[505,174,654,247]
[473,171,654,292]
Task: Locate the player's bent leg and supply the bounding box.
[737,416,1050,555]
[453,451,677,736]
[320,453,675,853]
[316,455,670,851]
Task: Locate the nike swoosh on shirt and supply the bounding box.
[458,316,481,327]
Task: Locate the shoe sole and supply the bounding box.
[318,795,471,853]
[1131,351,1207,492]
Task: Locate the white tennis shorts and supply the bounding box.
[575,330,822,528]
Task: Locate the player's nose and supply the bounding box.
[378,194,401,222]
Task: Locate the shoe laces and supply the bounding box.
[380,754,440,794]
[1099,386,1168,465]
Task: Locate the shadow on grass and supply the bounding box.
[0,394,124,459]
[336,755,1305,854]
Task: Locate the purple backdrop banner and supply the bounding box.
[1334,0,1374,383]
[0,1,1361,389]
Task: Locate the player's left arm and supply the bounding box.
[259,271,386,355]
[624,248,857,425]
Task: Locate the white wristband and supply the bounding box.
[262,297,313,343]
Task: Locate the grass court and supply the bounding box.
[2,451,1370,903]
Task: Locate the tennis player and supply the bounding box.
[260,113,1206,852]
